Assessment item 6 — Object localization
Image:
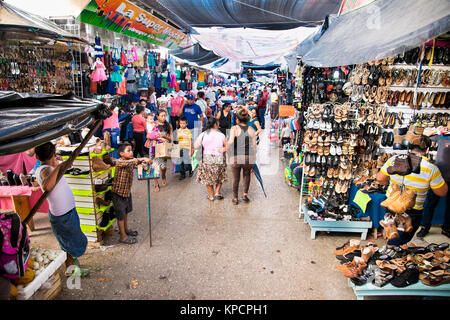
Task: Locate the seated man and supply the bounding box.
[376,134,448,246]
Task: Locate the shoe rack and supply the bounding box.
[59,147,115,246]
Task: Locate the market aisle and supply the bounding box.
[36,130,360,300]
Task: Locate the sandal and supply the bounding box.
[207,196,215,201]
[232,198,239,205]
[162,179,167,186]
[154,185,160,192]
[126,229,138,237]
[119,237,137,245]
[214,194,224,200]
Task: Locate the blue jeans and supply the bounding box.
[103,128,120,158]
[179,148,192,176]
[387,209,423,246]
[258,109,266,129]
[421,186,450,230]
[290,163,302,184]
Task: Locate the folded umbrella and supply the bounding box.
[253,164,267,198]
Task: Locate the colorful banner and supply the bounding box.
[77,0,187,48]
[338,0,376,15]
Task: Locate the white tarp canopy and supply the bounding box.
[192,26,318,65]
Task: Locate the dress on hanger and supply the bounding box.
[112,41,120,61]
[117,78,127,95]
[94,35,103,58]
[120,46,128,66]
[138,70,149,90]
[91,60,108,82]
[132,46,139,62]
[125,66,138,94]
[111,64,123,82]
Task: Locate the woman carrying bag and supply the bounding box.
[194,118,227,201]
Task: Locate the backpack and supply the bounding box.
[0,212,30,279]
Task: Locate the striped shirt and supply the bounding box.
[380,155,445,210]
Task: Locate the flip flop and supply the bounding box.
[214,194,224,200]
[126,229,138,236]
[119,237,137,244]
[207,196,214,201]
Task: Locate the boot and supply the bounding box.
[387,155,412,176]
[381,184,401,208]
[388,188,416,214]
[102,153,115,166]
[92,156,110,172]
[104,131,112,151]
[409,153,422,174]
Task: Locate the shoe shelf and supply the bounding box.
[348,278,450,300]
[59,146,114,246]
[388,86,450,93]
[388,64,450,71]
[302,205,372,240]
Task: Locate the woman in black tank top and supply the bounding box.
[227,108,257,205]
[216,103,232,136]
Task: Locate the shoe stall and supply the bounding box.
[293,0,450,298]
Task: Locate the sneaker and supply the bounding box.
[417,226,431,238]
[65,265,90,278]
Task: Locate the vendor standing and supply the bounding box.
[376,134,448,246]
[178,94,204,142]
[417,127,450,238]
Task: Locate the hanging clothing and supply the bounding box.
[120,47,128,66]
[148,52,156,68]
[154,73,162,89]
[110,64,122,82]
[143,51,149,69]
[132,46,139,61]
[169,96,184,117]
[125,66,137,94]
[111,41,120,61]
[106,77,116,95]
[91,60,107,82]
[117,78,126,95]
[94,35,103,58]
[138,70,149,90]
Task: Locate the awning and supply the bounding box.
[155,0,341,30]
[241,62,280,71]
[170,43,221,65]
[0,1,88,44]
[0,92,109,156]
[297,0,450,67]
[192,26,317,65]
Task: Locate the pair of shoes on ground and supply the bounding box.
[119,229,139,245]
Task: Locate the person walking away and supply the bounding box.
[216,102,232,138]
[169,92,184,130]
[280,120,293,147]
[176,116,194,180]
[131,105,147,157]
[34,142,89,276]
[270,88,279,120]
[247,107,262,145]
[147,86,158,114]
[257,91,267,129]
[194,118,227,201]
[377,135,448,246]
[227,109,257,205]
[178,94,204,143]
[206,87,217,115]
[103,106,120,158]
[148,109,173,192]
[205,98,213,120]
[110,142,151,244]
[196,91,208,130]
[417,127,450,238]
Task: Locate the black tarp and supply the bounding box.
[297,0,450,67]
[154,0,341,30]
[170,43,221,65]
[0,92,109,156]
[241,62,280,71]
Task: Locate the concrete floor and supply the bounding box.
[28,130,448,300]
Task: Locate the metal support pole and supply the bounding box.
[147,179,152,247]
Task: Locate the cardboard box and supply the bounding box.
[155,142,180,158]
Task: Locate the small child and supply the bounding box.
[176,117,194,180]
[280,121,292,147]
[34,142,89,277]
[111,142,151,244]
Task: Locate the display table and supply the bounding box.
[348,279,450,300]
[302,204,372,240]
[349,183,447,239]
[0,186,49,230]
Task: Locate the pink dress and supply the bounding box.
[91,60,107,82]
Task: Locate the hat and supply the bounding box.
[186,94,194,100]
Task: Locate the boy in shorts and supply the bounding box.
[111,142,151,244]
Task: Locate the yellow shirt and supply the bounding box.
[177,128,192,150]
[381,155,445,210]
[197,71,205,82]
